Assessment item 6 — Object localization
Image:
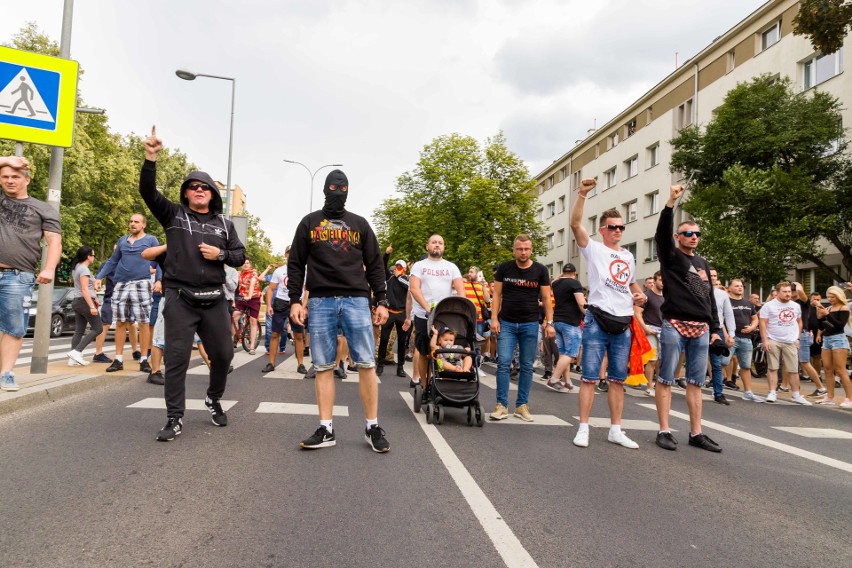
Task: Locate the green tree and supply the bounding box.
[793,0,852,55]
[244,213,283,272]
[670,74,850,283]
[373,132,544,279]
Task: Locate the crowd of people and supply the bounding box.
[3,147,852,455]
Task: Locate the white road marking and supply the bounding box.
[577,417,670,431]
[478,371,518,392]
[772,427,852,439]
[400,391,539,568]
[186,350,258,375]
[256,402,349,416]
[127,398,238,410]
[636,403,852,473]
[487,414,571,426]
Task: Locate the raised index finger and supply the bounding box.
[151,125,157,137]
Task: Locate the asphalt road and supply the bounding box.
[1,343,850,568]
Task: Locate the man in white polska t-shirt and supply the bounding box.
[759,282,811,405]
[406,234,465,388]
[569,178,646,450]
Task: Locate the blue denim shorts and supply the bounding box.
[798,331,813,363]
[308,296,375,371]
[822,334,850,351]
[554,321,581,358]
[658,320,710,386]
[732,336,753,368]
[0,270,35,338]
[580,311,631,382]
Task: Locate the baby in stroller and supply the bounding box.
[431,326,473,373]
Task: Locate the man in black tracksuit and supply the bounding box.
[288,169,390,453]
[376,248,409,378]
[140,127,246,442]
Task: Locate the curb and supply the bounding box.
[0,372,143,417]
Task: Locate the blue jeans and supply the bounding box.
[732,336,753,368]
[580,311,631,382]
[495,320,539,407]
[308,296,375,371]
[709,351,732,397]
[658,320,710,386]
[0,270,35,338]
[554,322,582,358]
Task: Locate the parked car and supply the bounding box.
[26,286,77,337]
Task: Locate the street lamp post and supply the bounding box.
[175,68,236,218]
[282,160,343,212]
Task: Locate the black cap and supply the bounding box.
[563,263,577,273]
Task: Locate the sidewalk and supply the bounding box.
[0,358,145,416]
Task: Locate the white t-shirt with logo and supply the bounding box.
[759,299,801,343]
[579,239,635,317]
[270,266,289,301]
[409,258,462,319]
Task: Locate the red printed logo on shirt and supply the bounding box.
[778,308,796,323]
[609,259,631,286]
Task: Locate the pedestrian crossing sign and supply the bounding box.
[0,46,79,148]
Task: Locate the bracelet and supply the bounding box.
[577,194,587,199]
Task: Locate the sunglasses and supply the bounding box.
[602,224,626,232]
[187,182,212,191]
[678,230,702,237]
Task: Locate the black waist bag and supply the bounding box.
[178,287,223,308]
[588,305,632,335]
[272,298,290,313]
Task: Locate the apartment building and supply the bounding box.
[534,0,850,294]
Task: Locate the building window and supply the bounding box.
[604,168,617,189]
[623,242,637,258]
[571,170,581,190]
[556,261,563,274]
[623,200,638,223]
[677,99,693,129]
[559,166,568,182]
[546,202,556,218]
[589,215,597,235]
[761,22,780,51]
[626,119,637,137]
[558,195,566,213]
[571,240,579,257]
[647,143,660,168]
[537,208,543,222]
[624,156,638,179]
[644,238,658,262]
[557,229,565,247]
[726,50,736,73]
[546,264,553,277]
[546,234,554,251]
[826,118,843,155]
[803,51,843,89]
[646,191,660,215]
[608,131,619,149]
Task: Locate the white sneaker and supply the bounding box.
[67,358,81,367]
[790,394,813,406]
[67,350,89,366]
[645,388,655,397]
[766,391,777,403]
[742,391,765,403]
[608,430,639,449]
[839,399,852,409]
[573,429,589,448]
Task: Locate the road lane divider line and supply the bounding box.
[127,398,238,411]
[636,403,852,473]
[400,391,539,568]
[256,402,349,416]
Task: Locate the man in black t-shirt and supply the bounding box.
[545,264,585,393]
[792,282,826,395]
[489,235,554,422]
[727,279,764,401]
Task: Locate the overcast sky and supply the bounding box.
[1,0,767,254]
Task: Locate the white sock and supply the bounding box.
[140,356,148,362]
[609,424,622,435]
[769,389,776,394]
[578,423,589,433]
[114,355,123,362]
[792,391,800,397]
[366,418,378,430]
[320,419,333,433]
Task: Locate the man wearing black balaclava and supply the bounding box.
[288,170,391,453]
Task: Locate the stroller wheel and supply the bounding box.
[436,404,444,425]
[413,386,422,413]
[425,403,433,424]
[466,406,474,426]
[475,402,484,427]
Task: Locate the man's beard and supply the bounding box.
[428,250,442,259]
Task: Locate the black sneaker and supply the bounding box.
[204,397,228,427]
[714,394,730,406]
[106,360,124,372]
[300,426,335,449]
[305,365,317,379]
[723,380,740,391]
[333,367,346,380]
[396,367,406,378]
[656,431,678,451]
[297,364,307,374]
[778,386,790,393]
[347,364,358,373]
[303,347,310,356]
[92,353,112,363]
[676,378,687,389]
[596,380,609,393]
[262,363,275,373]
[132,350,142,361]
[140,360,152,373]
[365,425,390,453]
[542,371,552,381]
[409,379,420,389]
[689,433,722,452]
[376,364,384,376]
[156,417,182,441]
[405,354,413,362]
[146,370,165,385]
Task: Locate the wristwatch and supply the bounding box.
[545,320,554,326]
[217,250,226,262]
[377,299,389,308]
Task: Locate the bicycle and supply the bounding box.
[233,311,262,353]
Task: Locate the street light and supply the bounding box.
[175,68,236,218]
[282,160,343,212]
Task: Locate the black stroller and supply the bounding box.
[413,296,484,426]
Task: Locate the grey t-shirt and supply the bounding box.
[72,263,95,301]
[0,192,62,272]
